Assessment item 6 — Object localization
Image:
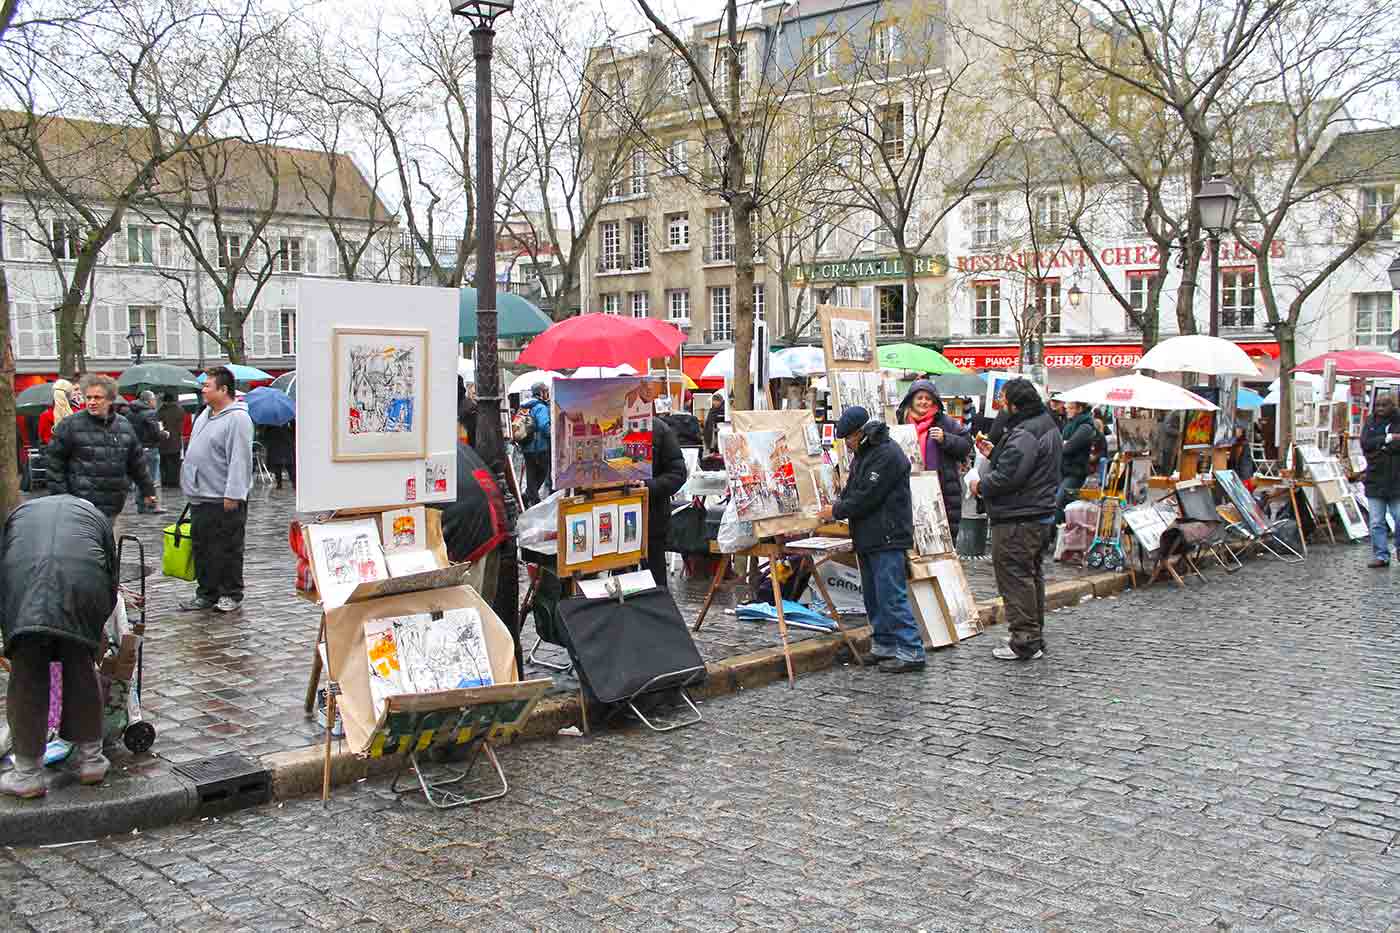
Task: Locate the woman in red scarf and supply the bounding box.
[895,378,973,539]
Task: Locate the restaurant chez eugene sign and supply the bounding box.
[954,239,1286,274]
[791,254,950,282]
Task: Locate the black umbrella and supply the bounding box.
[15,382,57,417]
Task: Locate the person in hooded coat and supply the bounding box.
[895,378,972,540]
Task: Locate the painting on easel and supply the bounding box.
[551,376,655,489]
[719,430,800,521]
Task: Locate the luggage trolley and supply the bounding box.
[104,535,157,754]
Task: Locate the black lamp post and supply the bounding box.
[1388,255,1400,352]
[1194,173,1240,338]
[127,323,146,365]
[450,0,519,662]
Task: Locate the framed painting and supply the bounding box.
[909,473,955,557]
[332,327,430,462]
[818,305,879,372]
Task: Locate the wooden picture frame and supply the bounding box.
[909,577,957,648]
[556,487,649,577]
[331,326,430,462]
[818,305,879,372]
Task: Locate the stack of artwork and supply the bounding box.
[551,376,656,489]
[558,492,645,574]
[719,430,800,521]
[364,608,495,718]
[908,557,979,647]
[1121,503,1176,554]
[306,513,448,609]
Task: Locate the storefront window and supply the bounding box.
[1354,292,1393,348]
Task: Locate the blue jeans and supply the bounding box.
[857,548,925,663]
[132,448,161,512]
[1367,496,1400,562]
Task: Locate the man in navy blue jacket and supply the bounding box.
[819,406,924,673]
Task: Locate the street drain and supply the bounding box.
[172,752,271,814]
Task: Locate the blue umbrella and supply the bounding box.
[197,363,274,385]
[245,386,295,426]
[1236,386,1264,410]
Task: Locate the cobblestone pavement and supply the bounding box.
[5,484,1094,770]
[4,542,1397,931]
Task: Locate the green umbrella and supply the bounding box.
[878,342,965,375]
[15,382,57,417]
[459,287,553,343]
[117,362,200,396]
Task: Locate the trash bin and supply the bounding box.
[958,514,989,558]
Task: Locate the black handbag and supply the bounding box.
[665,503,709,554]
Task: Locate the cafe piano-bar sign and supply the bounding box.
[942,345,1146,370]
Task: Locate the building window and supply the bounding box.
[875,22,902,62]
[601,293,621,315]
[1126,272,1157,331]
[1362,185,1396,241]
[880,103,904,160]
[709,286,732,341]
[667,57,689,96]
[810,35,833,77]
[218,233,243,269]
[127,225,157,265]
[629,150,648,196]
[1355,292,1393,348]
[1127,186,1150,234]
[973,200,999,247]
[128,305,159,356]
[604,174,622,200]
[50,219,81,260]
[1221,269,1255,328]
[667,288,690,323]
[1034,193,1062,233]
[629,218,649,269]
[630,291,649,319]
[665,138,688,175]
[973,282,1000,335]
[878,290,904,337]
[278,236,303,272]
[599,220,621,270]
[753,283,765,322]
[280,308,296,355]
[1033,279,1061,335]
[666,212,689,249]
[706,208,733,262]
[715,41,747,93]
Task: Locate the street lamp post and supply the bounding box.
[1388,255,1400,352]
[1193,173,1240,338]
[127,324,146,365]
[450,0,519,661]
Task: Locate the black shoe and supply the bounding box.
[852,651,895,667]
[877,658,927,674]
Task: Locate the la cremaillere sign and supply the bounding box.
[790,254,949,283]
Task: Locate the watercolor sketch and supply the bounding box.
[332,328,428,461]
[720,430,801,521]
[551,377,655,489]
[364,615,419,717]
[380,506,425,553]
[593,503,619,556]
[565,512,592,565]
[889,424,924,470]
[910,473,955,557]
[833,371,884,420]
[309,519,387,589]
[391,609,495,694]
[830,317,873,362]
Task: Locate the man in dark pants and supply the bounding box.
[645,415,689,588]
[1,495,117,797]
[158,394,186,485]
[179,366,254,613]
[1056,401,1096,522]
[819,406,924,673]
[1361,393,1400,567]
[970,379,1061,660]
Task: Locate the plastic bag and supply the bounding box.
[716,498,757,553]
[517,489,565,553]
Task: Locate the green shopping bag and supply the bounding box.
[162,505,196,581]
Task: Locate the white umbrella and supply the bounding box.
[700,347,795,380]
[569,364,638,379]
[508,369,563,396]
[457,357,475,383]
[1134,335,1262,378]
[774,346,825,376]
[1261,373,1348,405]
[1055,374,1218,411]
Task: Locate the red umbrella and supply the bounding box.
[1293,350,1400,378]
[516,313,687,369]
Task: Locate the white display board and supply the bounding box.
[296,279,458,512]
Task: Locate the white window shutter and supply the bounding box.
[305,236,317,274]
[163,308,182,358]
[205,229,218,267]
[13,303,35,359]
[859,286,875,310]
[4,220,26,260]
[159,229,174,267]
[36,305,56,357]
[325,237,339,276]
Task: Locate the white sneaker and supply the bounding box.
[0,755,47,798]
[992,644,1044,661]
[215,597,241,613]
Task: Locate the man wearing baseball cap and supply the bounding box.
[818,406,924,672]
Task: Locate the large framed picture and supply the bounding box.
[332,327,430,461]
[818,305,879,372]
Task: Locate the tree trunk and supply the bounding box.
[901,248,917,339]
[0,269,19,519]
[732,190,755,410]
[1276,321,1296,457]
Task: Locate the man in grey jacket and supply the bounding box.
[179,366,254,613]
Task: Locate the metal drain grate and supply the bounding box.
[172,752,271,814]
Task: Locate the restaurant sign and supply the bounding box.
[790,253,949,283]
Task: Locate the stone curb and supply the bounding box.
[3,568,1137,842]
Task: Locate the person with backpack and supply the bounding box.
[1056,401,1099,523]
[514,382,552,508]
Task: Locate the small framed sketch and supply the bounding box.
[819,305,878,372]
[565,512,592,566]
[592,504,619,556]
[332,327,429,462]
[619,501,643,554]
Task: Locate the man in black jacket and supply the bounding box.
[1361,393,1400,567]
[1056,401,1097,522]
[819,406,924,673]
[644,415,689,588]
[48,374,156,535]
[970,378,1060,661]
[1,495,117,797]
[127,390,169,513]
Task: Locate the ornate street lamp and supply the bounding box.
[1067,283,1083,308]
[1387,253,1400,290]
[127,323,146,365]
[450,0,519,661]
[1193,173,1240,338]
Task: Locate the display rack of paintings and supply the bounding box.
[556,487,648,577]
[818,305,878,371]
[909,473,955,557]
[550,376,656,490]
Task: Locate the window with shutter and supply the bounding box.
[159,229,175,267]
[324,238,339,276]
[4,220,26,260]
[12,302,37,358]
[163,308,184,358]
[87,304,120,358]
[305,236,317,274]
[107,227,124,266]
[36,305,56,358]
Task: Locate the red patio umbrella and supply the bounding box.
[1293,350,1400,378]
[516,313,687,370]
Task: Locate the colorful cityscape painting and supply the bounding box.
[551,377,656,489]
[720,429,801,521]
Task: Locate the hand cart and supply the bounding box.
[103,535,157,754]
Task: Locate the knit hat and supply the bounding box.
[834,406,869,438]
[531,382,548,399]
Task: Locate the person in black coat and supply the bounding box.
[895,378,972,538]
[261,422,295,488]
[702,394,725,452]
[48,374,155,528]
[1056,401,1097,522]
[970,379,1061,661]
[819,406,924,673]
[644,415,689,588]
[1361,393,1400,566]
[0,495,117,797]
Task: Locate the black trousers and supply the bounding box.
[645,535,669,590]
[6,635,101,759]
[522,451,550,507]
[190,501,248,602]
[159,451,182,487]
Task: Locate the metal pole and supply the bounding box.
[1208,231,1220,338]
[470,23,521,669]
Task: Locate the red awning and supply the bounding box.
[943,340,1279,371]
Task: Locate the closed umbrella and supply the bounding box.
[245,386,295,426]
[118,363,200,396]
[1134,335,1262,377]
[878,342,965,375]
[1055,374,1217,411]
